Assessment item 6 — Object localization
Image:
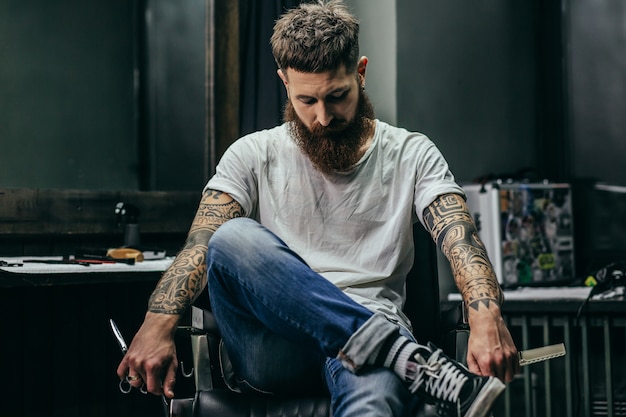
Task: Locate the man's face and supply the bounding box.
[280,65,362,130]
[279,62,375,174]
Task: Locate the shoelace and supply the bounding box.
[408,349,468,403]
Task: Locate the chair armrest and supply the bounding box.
[191,333,214,391]
[440,302,470,365]
[191,305,220,334]
[168,397,194,417]
[185,306,226,391]
[167,308,224,417]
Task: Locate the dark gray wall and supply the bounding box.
[142,0,210,191]
[345,0,397,125]
[396,0,537,183]
[568,0,626,185]
[3,0,624,191]
[0,0,138,190]
[0,0,210,192]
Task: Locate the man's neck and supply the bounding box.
[358,118,376,158]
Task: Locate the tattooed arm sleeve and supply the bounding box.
[148,189,244,315]
[423,193,504,312]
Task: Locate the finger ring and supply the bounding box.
[127,375,141,382]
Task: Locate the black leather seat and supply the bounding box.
[167,224,467,417]
[193,390,332,417]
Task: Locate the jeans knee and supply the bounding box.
[207,217,283,285]
[211,217,256,243]
[208,218,259,256]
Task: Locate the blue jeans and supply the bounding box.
[207,218,421,417]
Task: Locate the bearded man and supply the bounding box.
[118,2,519,416]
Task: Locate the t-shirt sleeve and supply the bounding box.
[204,134,261,218]
[411,135,465,226]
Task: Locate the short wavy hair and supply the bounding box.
[270,0,360,74]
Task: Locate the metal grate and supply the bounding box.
[495,312,626,417]
[592,401,626,416]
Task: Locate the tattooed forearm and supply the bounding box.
[148,190,243,314]
[149,245,209,314]
[423,194,503,311]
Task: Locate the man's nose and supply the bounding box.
[315,103,333,127]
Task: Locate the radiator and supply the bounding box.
[495,312,626,417]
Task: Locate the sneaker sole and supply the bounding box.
[464,377,506,417]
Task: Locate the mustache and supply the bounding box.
[310,119,350,137]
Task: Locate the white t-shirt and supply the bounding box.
[206,120,463,329]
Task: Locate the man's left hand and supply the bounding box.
[466,302,520,383]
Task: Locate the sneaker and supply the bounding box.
[407,343,505,417]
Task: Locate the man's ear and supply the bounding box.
[277,68,290,97]
[277,68,288,86]
[357,56,368,87]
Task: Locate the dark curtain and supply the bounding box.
[238,0,301,135]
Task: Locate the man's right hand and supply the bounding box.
[116,312,180,398]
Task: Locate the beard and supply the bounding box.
[285,88,375,174]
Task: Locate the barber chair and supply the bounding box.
[167,224,469,417]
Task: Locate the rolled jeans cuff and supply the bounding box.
[337,312,399,373]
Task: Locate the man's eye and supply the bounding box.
[328,92,348,103]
